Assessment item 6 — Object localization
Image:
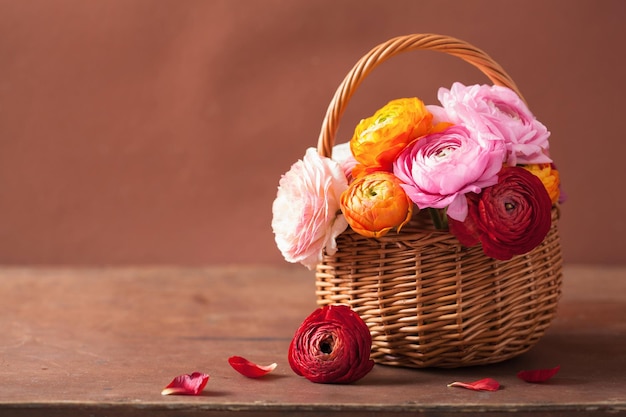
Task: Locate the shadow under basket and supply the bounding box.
[315,208,563,368]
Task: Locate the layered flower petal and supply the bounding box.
[228,356,277,378]
[161,372,209,396]
[288,305,374,384]
[393,125,505,221]
[350,97,433,172]
[447,377,501,391]
[449,166,553,260]
[340,172,413,238]
[517,365,561,383]
[272,148,349,269]
[436,82,552,166]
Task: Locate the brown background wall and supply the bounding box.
[0,0,624,266]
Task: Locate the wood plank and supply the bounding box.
[0,265,625,416]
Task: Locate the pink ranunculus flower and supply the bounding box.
[425,104,450,126]
[436,82,551,166]
[393,125,505,221]
[272,148,349,269]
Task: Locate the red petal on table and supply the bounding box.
[447,378,501,391]
[517,365,560,383]
[161,372,209,395]
[228,356,277,378]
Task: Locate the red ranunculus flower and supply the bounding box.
[288,305,374,384]
[449,166,552,260]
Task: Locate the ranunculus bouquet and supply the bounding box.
[272,82,561,269]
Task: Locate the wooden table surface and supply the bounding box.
[0,265,625,416]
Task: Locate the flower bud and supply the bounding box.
[340,171,413,238]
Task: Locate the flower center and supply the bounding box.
[505,202,516,212]
[493,100,527,123]
[435,145,455,159]
[319,337,334,354]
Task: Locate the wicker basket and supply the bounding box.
[314,34,563,369]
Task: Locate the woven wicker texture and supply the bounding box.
[315,34,563,368]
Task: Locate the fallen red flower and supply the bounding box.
[447,377,501,391]
[228,356,277,378]
[161,372,209,395]
[288,304,374,384]
[517,365,560,383]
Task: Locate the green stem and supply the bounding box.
[428,208,449,230]
[428,208,444,230]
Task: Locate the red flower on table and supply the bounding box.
[288,305,374,384]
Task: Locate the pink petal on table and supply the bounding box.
[228,355,277,378]
[448,377,501,391]
[161,372,209,395]
[517,365,560,383]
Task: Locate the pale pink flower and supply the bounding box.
[272,148,349,269]
[332,142,358,182]
[436,82,551,166]
[393,125,505,221]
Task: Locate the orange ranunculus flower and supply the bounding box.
[350,163,385,179]
[522,163,560,204]
[340,171,413,238]
[350,98,433,172]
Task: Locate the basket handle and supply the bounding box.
[317,33,523,158]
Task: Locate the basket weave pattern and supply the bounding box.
[314,34,563,368]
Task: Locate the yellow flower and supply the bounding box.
[350,98,433,172]
[522,163,560,204]
[340,172,413,238]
